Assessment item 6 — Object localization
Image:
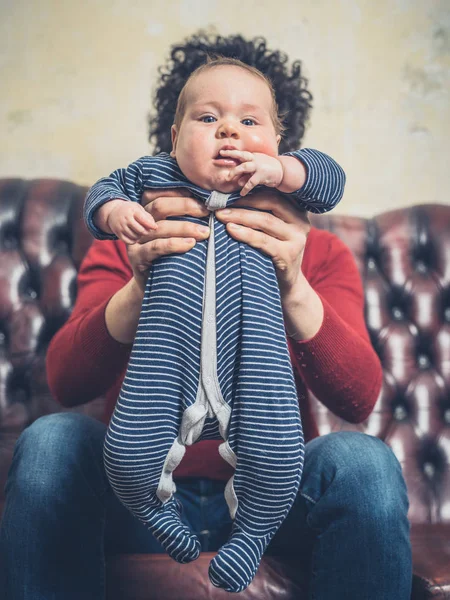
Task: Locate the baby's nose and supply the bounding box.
[217,121,239,139]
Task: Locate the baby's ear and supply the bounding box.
[276,134,281,146]
[170,125,178,158]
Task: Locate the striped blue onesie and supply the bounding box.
[84,150,345,592]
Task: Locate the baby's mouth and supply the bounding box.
[213,154,240,166]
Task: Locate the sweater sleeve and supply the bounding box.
[283,148,346,213]
[84,157,149,240]
[289,231,383,423]
[46,239,133,407]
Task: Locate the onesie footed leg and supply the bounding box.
[147,498,201,564]
[105,432,200,564]
[208,530,269,592]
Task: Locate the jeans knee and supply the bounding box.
[16,413,102,458]
[7,413,106,500]
[353,434,408,520]
[304,432,409,522]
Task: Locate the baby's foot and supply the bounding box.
[148,499,200,564]
[209,531,269,592]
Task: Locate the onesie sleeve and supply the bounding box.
[283,148,346,213]
[84,156,150,240]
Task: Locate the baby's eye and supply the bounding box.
[242,118,256,126]
[200,115,216,123]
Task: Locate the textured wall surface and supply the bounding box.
[0,0,448,216]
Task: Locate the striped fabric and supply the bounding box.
[84,150,345,240]
[84,150,345,592]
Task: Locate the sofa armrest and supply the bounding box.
[411,524,450,599]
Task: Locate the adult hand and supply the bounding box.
[215,191,311,300]
[127,189,210,292]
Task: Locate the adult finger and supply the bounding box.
[216,206,290,240]
[129,236,197,266]
[145,196,210,221]
[136,219,210,244]
[141,187,193,205]
[223,223,280,259]
[231,192,309,226]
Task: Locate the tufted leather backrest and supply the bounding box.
[0,178,449,524]
[309,208,450,524]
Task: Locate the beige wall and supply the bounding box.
[1,0,449,217]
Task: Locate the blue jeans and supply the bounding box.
[0,413,412,599]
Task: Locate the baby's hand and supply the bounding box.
[220,149,284,196]
[104,200,157,244]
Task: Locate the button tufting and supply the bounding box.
[417,355,430,369]
[0,332,5,344]
[367,258,377,271]
[416,261,427,273]
[423,462,435,478]
[392,307,403,320]
[393,405,408,421]
[445,307,450,322]
[25,288,37,300]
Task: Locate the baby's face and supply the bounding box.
[171,66,280,193]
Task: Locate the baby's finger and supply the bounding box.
[121,232,140,245]
[135,210,158,230]
[122,223,144,240]
[240,175,259,197]
[128,221,148,236]
[220,149,254,163]
[227,161,256,181]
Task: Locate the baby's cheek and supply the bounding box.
[247,133,278,156]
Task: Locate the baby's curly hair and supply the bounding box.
[148,31,313,155]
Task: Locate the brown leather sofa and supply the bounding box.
[0,177,449,599]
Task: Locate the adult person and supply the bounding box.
[0,32,412,599]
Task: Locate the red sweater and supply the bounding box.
[47,227,383,480]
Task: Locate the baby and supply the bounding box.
[84,57,345,593]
